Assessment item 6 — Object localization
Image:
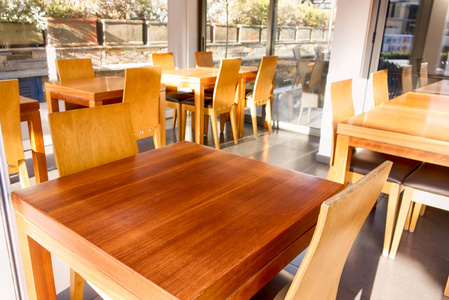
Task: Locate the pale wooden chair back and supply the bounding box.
[123,67,162,143]
[56,58,95,81]
[49,103,138,177]
[308,60,327,91]
[195,51,214,67]
[372,69,389,106]
[419,62,428,87]
[401,65,412,93]
[330,79,354,166]
[253,56,278,102]
[152,53,175,71]
[0,79,29,187]
[285,161,392,300]
[213,58,242,109]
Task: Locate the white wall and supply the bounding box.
[318,0,375,161]
[168,0,198,69]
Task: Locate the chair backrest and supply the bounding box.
[308,60,328,92]
[213,58,242,109]
[49,103,138,177]
[195,51,214,67]
[293,47,301,61]
[152,53,175,71]
[330,79,354,166]
[372,69,389,106]
[252,56,278,102]
[0,79,25,173]
[401,65,412,93]
[294,60,311,88]
[56,58,95,81]
[285,161,392,300]
[123,67,161,140]
[419,62,428,87]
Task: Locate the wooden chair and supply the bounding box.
[299,60,328,124]
[328,78,421,257]
[151,53,193,140]
[195,51,214,67]
[253,161,392,300]
[182,58,241,149]
[123,67,162,148]
[56,58,95,111]
[419,62,428,87]
[389,163,449,259]
[0,79,30,188]
[245,56,278,138]
[372,69,389,106]
[401,65,413,93]
[49,103,138,299]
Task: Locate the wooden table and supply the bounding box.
[327,93,449,257]
[12,141,343,300]
[19,96,48,183]
[414,79,449,96]
[45,76,167,146]
[161,66,258,144]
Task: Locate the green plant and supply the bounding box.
[380,51,410,60]
[0,0,47,30]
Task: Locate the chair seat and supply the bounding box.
[166,91,194,103]
[182,96,213,108]
[251,270,293,300]
[403,163,449,196]
[350,149,421,184]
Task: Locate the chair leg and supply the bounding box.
[172,107,177,129]
[176,104,183,141]
[299,101,304,124]
[389,187,414,259]
[445,276,449,297]
[420,204,426,216]
[404,202,413,231]
[210,111,220,149]
[250,103,257,138]
[383,183,401,257]
[204,114,209,136]
[265,101,272,134]
[307,107,312,123]
[18,160,30,188]
[181,106,188,141]
[409,202,422,233]
[70,269,84,300]
[220,114,227,132]
[229,107,238,144]
[153,126,161,149]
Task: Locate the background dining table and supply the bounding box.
[414,79,449,96]
[327,89,449,257]
[45,76,167,146]
[161,66,258,144]
[12,141,343,300]
[19,96,48,183]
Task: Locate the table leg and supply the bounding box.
[194,85,205,144]
[326,135,351,184]
[27,111,48,183]
[15,212,57,300]
[46,91,59,113]
[159,89,166,147]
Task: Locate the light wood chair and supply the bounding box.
[151,53,193,140]
[123,67,162,148]
[299,60,328,124]
[401,65,413,93]
[195,51,214,67]
[372,69,389,106]
[0,79,30,188]
[49,103,138,299]
[182,58,241,149]
[328,78,421,257]
[56,58,95,111]
[419,62,428,88]
[389,163,449,259]
[253,161,392,300]
[245,56,278,138]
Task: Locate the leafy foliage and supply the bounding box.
[380,51,410,60]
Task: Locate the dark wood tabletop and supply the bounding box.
[12,141,343,300]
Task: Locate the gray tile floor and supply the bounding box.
[13,116,449,299]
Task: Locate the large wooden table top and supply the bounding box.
[414,79,449,96]
[12,141,343,300]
